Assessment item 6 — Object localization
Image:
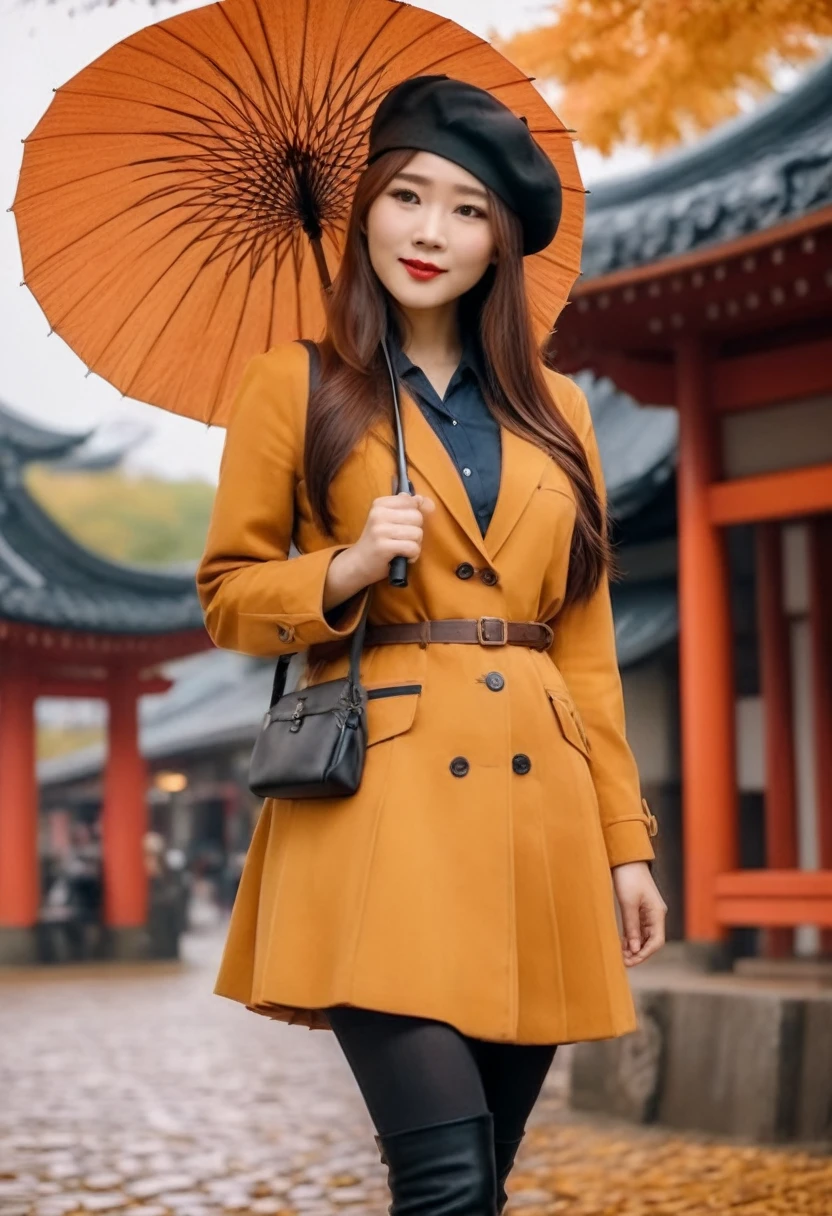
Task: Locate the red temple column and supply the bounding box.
[0,657,39,963]
[675,337,738,957]
[755,523,798,957]
[807,516,832,955]
[102,665,148,958]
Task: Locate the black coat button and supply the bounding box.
[480,568,499,586]
[455,562,474,580]
[485,672,505,692]
[450,756,470,777]
[512,753,531,775]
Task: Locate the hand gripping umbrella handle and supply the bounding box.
[380,338,411,589]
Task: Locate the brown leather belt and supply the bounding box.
[363,617,554,651]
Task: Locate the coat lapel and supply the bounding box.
[484,426,550,559]
[367,388,551,566]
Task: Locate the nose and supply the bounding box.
[412,205,447,251]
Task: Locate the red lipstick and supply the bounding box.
[400,258,447,281]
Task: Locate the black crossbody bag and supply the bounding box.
[248,340,372,799]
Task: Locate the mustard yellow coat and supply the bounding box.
[197,340,658,1045]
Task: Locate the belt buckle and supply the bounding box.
[477,616,507,646]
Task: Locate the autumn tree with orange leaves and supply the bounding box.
[499,0,832,153]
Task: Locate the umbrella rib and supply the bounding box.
[86,39,277,140]
[19,145,266,280]
[266,240,280,352]
[302,0,364,138]
[293,232,304,336]
[66,67,257,135]
[215,2,296,143]
[292,0,314,136]
[112,223,251,401]
[43,192,259,336]
[209,229,294,416]
[155,25,288,147]
[322,3,424,108]
[42,92,266,160]
[207,268,257,416]
[13,159,175,209]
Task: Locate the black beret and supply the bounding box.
[366,75,562,257]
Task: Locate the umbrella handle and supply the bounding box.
[389,555,408,587]
[380,337,411,589]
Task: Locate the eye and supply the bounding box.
[391,188,419,204]
[457,204,487,219]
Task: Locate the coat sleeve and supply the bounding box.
[547,383,658,869]
[196,345,368,658]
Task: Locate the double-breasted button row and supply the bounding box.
[455,562,499,586]
[449,754,532,777]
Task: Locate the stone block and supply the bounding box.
[104,926,150,961]
[0,926,37,965]
[658,990,803,1140]
[571,989,666,1123]
[797,998,832,1141]
[569,979,832,1142]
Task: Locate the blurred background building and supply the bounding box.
[0,401,210,965]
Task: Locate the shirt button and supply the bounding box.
[450,756,470,778]
[451,419,458,426]
[462,467,472,477]
[455,562,475,580]
[512,753,532,775]
[480,568,499,586]
[485,672,505,692]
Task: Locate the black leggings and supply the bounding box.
[327,1005,557,1140]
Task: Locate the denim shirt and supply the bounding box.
[389,331,502,537]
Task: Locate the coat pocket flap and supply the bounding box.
[545,689,591,759]
[365,684,421,747]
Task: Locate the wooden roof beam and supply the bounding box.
[708,462,832,525]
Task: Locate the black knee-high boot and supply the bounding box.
[374,1111,497,1215]
[493,1135,524,1214]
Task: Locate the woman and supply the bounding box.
[197,75,667,1216]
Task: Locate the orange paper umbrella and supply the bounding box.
[12,0,584,426]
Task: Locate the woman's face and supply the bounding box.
[364,150,496,314]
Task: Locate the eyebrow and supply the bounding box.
[393,171,489,202]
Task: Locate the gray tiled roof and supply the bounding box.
[577,371,677,517]
[0,401,203,634]
[582,57,832,278]
[0,399,92,462]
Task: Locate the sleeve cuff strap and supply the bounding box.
[239,546,369,648]
[604,817,657,869]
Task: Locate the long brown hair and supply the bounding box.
[304,149,610,606]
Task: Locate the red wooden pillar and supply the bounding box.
[0,657,39,963]
[807,517,832,956]
[102,665,148,957]
[675,337,738,954]
[755,523,798,957]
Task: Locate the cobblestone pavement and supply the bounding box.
[1,917,830,1216]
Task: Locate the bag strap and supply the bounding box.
[297,337,320,385]
[268,339,369,707]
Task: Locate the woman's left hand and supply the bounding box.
[611,861,667,966]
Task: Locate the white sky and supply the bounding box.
[1,0,657,483]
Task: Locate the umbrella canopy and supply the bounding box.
[12,0,585,426]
